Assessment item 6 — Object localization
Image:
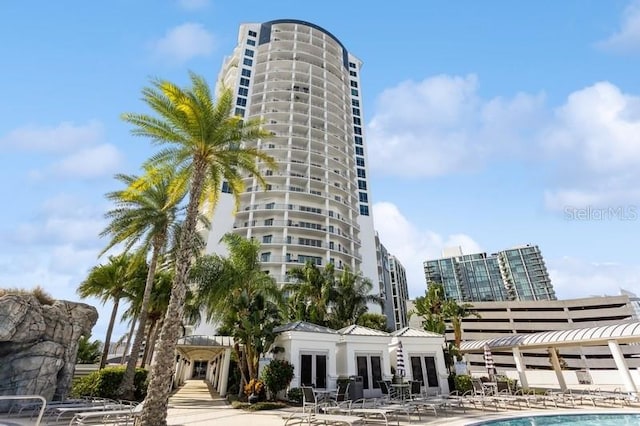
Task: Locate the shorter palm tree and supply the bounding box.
[77,253,146,368]
[284,262,336,326]
[329,267,383,329]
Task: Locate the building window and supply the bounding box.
[355,147,364,155]
[358,180,367,190]
[354,127,362,135]
[240,77,250,86]
[356,354,382,390]
[260,252,271,262]
[350,80,358,88]
[349,70,357,77]
[243,58,253,66]
[353,107,360,116]
[329,241,335,250]
[264,218,274,226]
[356,157,365,166]
[247,39,256,46]
[236,97,247,107]
[351,88,358,96]
[262,235,272,243]
[238,87,248,96]
[353,117,361,125]
[359,192,368,203]
[248,30,257,37]
[354,136,363,145]
[234,108,245,117]
[349,61,356,68]
[245,49,254,57]
[352,99,360,107]
[360,205,370,216]
[357,168,366,178]
[221,181,232,193]
[241,69,251,77]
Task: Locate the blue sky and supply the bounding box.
[2,0,639,342]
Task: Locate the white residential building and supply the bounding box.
[204,19,378,298]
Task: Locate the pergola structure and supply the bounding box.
[175,335,234,396]
[459,322,640,395]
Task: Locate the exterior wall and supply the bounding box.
[205,19,379,292]
[272,330,341,389]
[498,368,640,392]
[408,295,640,372]
[390,337,449,394]
[336,336,392,398]
[389,255,409,330]
[375,233,394,329]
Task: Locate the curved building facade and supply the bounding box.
[205,20,378,291]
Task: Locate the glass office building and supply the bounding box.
[423,245,556,302]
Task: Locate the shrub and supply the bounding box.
[261,359,294,400]
[453,374,472,393]
[70,366,148,401]
[287,387,302,404]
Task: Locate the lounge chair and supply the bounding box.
[68,401,143,426]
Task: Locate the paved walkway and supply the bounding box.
[166,380,285,426]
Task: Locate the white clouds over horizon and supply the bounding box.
[151,23,215,64]
[596,0,640,54]
[367,76,640,211]
[372,201,482,297]
[367,74,546,178]
[0,120,104,153]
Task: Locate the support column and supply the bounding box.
[512,347,529,390]
[219,348,232,397]
[548,347,567,391]
[608,340,638,395]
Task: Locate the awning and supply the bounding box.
[459,321,640,352]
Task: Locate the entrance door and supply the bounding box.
[410,355,439,392]
[356,354,382,397]
[192,360,208,379]
[300,353,327,388]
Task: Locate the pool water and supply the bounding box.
[472,413,640,425]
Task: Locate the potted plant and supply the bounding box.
[244,378,265,404]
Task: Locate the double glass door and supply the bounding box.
[300,353,327,388]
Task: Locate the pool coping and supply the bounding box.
[458,408,640,426]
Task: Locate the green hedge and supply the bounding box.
[453,374,473,393]
[71,367,148,402]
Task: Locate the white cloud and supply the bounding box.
[177,0,210,10]
[152,23,215,64]
[596,0,640,54]
[366,75,545,177]
[49,144,123,179]
[10,194,107,248]
[547,256,640,299]
[542,82,640,209]
[0,121,103,153]
[372,201,482,297]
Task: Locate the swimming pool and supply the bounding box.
[471,412,640,425]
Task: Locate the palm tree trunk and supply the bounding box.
[141,318,157,368]
[140,163,207,426]
[146,317,163,366]
[121,318,137,364]
[100,298,120,369]
[119,242,163,399]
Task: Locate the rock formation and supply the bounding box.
[0,294,98,401]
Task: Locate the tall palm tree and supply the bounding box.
[329,267,383,329]
[99,168,184,400]
[122,72,275,425]
[191,233,284,384]
[77,253,146,368]
[284,262,336,326]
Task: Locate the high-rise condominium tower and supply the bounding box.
[205,20,378,293]
[423,244,556,302]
